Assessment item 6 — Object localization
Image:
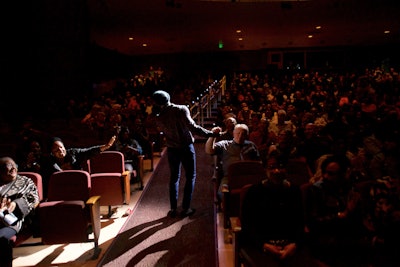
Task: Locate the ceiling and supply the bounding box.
[87,0,400,56]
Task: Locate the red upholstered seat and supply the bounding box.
[38,170,101,249]
[223,160,266,229]
[86,151,131,217]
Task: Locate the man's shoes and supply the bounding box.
[167,209,177,218]
[180,208,196,217]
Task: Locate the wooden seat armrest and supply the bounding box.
[230,216,242,233]
[122,170,131,204]
[148,142,155,171]
[221,185,230,193]
[122,170,131,177]
[230,216,242,267]
[138,155,145,183]
[87,195,101,248]
[222,188,230,229]
[86,195,101,206]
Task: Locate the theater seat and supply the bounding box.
[17,172,43,202]
[38,170,101,250]
[222,160,266,230]
[86,151,131,217]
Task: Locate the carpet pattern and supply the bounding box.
[97,142,218,267]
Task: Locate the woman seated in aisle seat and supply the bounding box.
[0,157,40,267]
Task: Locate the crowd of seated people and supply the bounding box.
[214,67,400,266]
[217,67,399,181]
[4,63,399,266]
[77,66,203,154]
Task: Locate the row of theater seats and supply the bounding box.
[219,159,314,267]
[11,170,101,251]
[12,150,148,251]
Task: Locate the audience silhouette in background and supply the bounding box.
[113,126,143,187]
[17,139,43,173]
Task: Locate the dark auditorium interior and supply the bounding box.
[1,0,400,266]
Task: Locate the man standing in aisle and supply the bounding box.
[152,90,221,218]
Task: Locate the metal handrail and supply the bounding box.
[190,76,226,127]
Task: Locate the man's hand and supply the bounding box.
[211,126,222,134]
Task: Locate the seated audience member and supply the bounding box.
[267,130,297,165]
[205,123,261,199]
[113,126,143,183]
[130,116,153,158]
[303,154,365,266]
[0,157,40,267]
[240,154,318,267]
[218,115,237,141]
[295,123,327,173]
[211,115,238,209]
[364,130,400,182]
[213,115,237,179]
[17,139,43,173]
[249,118,271,168]
[361,190,400,266]
[268,109,296,144]
[350,177,400,266]
[309,137,351,184]
[248,112,261,133]
[40,135,116,199]
[237,102,254,126]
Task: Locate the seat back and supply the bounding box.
[224,160,266,228]
[87,151,131,214]
[47,170,91,201]
[38,170,100,248]
[227,160,266,192]
[88,151,125,174]
[18,171,43,201]
[238,183,253,221]
[230,183,253,267]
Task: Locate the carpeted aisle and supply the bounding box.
[97,142,218,267]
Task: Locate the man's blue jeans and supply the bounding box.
[167,143,196,210]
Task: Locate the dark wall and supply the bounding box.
[2,1,90,127]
